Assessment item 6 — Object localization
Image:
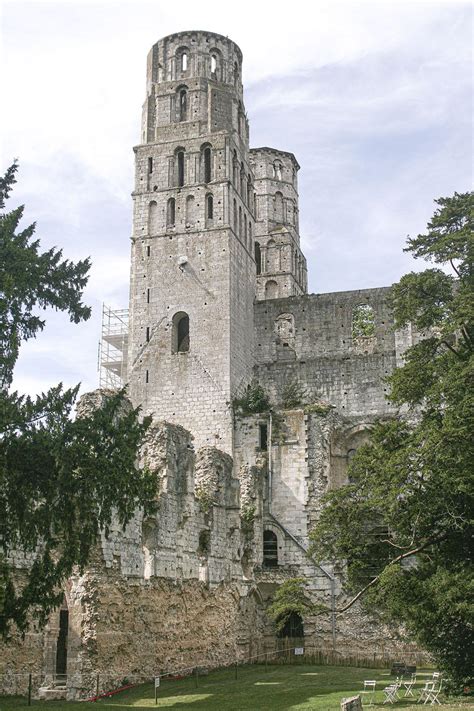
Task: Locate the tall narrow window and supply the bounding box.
[352,304,375,338]
[147,288,150,303]
[55,608,68,679]
[181,52,188,71]
[146,326,150,342]
[148,157,153,174]
[234,61,239,86]
[233,199,238,233]
[255,242,262,275]
[186,194,195,226]
[148,201,159,234]
[206,194,214,221]
[240,163,245,196]
[204,147,212,183]
[239,206,242,237]
[244,215,247,241]
[233,150,239,185]
[167,197,176,227]
[274,191,284,223]
[263,530,278,567]
[259,423,268,450]
[179,89,187,121]
[177,151,185,187]
[172,312,190,353]
[211,54,217,74]
[249,221,252,240]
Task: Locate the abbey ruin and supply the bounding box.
[2,31,423,700]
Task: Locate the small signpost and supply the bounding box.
[154,676,160,705]
[294,647,304,656]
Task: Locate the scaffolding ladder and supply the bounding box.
[98,305,129,389]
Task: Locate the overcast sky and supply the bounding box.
[2,0,472,398]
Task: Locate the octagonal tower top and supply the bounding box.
[146,31,244,96]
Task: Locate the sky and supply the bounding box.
[1,0,472,398]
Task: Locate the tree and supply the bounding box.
[310,192,474,690]
[0,162,155,635]
[267,578,324,634]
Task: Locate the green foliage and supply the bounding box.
[311,191,474,689]
[304,402,333,416]
[233,382,270,415]
[195,485,214,514]
[267,578,326,632]
[352,304,375,338]
[280,379,307,409]
[0,163,155,635]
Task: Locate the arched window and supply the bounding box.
[247,175,252,207]
[178,88,187,122]
[55,604,69,679]
[265,280,279,300]
[352,304,375,339]
[206,193,213,221]
[176,150,185,187]
[248,221,252,240]
[277,611,304,639]
[233,198,238,233]
[273,160,283,181]
[239,205,242,237]
[255,242,262,275]
[172,312,190,353]
[181,52,188,71]
[274,191,284,223]
[185,194,195,226]
[240,163,245,197]
[166,198,175,227]
[210,49,222,80]
[202,145,212,183]
[232,150,239,186]
[244,214,247,242]
[148,200,159,234]
[234,60,239,86]
[267,239,279,272]
[263,530,278,567]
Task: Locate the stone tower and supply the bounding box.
[127,31,256,453]
[250,147,307,300]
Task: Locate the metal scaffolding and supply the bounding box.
[98,305,129,389]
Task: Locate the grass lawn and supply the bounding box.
[2,665,473,710]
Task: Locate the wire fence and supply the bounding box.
[0,643,430,704]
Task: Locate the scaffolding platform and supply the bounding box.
[99,305,129,388]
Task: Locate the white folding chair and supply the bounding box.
[425,679,443,705]
[418,680,434,703]
[383,684,397,704]
[403,673,416,697]
[362,680,376,706]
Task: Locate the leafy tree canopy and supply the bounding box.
[310,191,474,690]
[0,162,155,635]
[267,578,324,633]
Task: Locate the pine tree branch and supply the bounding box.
[335,534,447,615]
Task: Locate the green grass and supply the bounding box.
[3,665,473,710]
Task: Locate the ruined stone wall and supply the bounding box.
[254,287,416,415]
